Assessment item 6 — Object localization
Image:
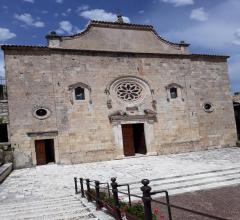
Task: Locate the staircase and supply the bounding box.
[120,166,240,198]
[0,195,98,220]
[1,148,240,219]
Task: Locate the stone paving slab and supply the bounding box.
[152,185,240,220]
[0,147,240,219]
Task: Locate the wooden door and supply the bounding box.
[122,124,135,156]
[35,140,46,165]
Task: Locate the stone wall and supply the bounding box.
[3,48,237,168]
[56,22,188,54]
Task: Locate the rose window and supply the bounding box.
[116,82,143,102]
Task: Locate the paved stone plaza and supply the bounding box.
[0,147,240,219]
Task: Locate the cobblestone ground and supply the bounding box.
[0,147,240,219]
[152,185,240,220]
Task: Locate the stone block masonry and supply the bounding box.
[1,19,237,168]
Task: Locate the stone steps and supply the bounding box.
[119,166,240,199]
[0,196,78,210]
[0,195,98,220]
[0,199,84,213]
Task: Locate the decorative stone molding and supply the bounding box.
[108,109,157,123]
[27,131,58,137]
[165,83,183,90]
[106,76,152,107]
[69,82,92,104]
[165,83,184,101]
[69,82,91,91]
[107,99,112,109]
[203,102,214,113]
[150,89,157,110]
[32,106,51,120]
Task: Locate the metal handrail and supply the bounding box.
[118,183,132,206]
[74,177,231,220]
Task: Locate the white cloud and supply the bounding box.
[61,8,72,17]
[190,7,208,22]
[23,0,35,3]
[56,21,81,35]
[162,1,240,50]
[229,55,240,92]
[80,9,130,23]
[42,10,48,14]
[56,0,63,3]
[0,27,16,42]
[14,13,45,27]
[161,0,194,7]
[77,4,90,12]
[139,10,145,14]
[34,21,44,27]
[233,29,240,45]
[0,53,5,77]
[161,0,240,93]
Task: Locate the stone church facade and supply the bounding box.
[1,18,237,168]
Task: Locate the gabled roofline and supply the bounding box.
[45,20,190,48]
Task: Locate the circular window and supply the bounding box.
[203,102,214,112]
[36,108,47,117]
[109,77,150,106]
[33,107,51,119]
[116,82,143,102]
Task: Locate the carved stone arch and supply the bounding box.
[165,83,184,101]
[165,83,183,90]
[68,82,92,104]
[69,82,91,91]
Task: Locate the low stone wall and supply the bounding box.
[0,163,12,183]
[0,147,13,164]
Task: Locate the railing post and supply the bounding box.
[80,178,85,198]
[86,178,92,202]
[141,179,152,220]
[111,177,122,220]
[95,180,101,210]
[74,177,78,194]
[165,191,173,220]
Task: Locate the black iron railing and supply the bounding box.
[74,177,230,220]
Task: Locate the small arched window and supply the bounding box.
[170,87,177,99]
[75,87,85,100]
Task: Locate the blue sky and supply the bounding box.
[0,0,239,93]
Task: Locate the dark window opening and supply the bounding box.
[75,87,85,100]
[170,87,178,99]
[234,104,240,140]
[35,139,55,165]
[204,103,212,110]
[0,123,8,142]
[36,108,47,117]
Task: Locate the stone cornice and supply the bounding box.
[0,46,229,60]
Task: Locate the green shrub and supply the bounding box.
[125,203,157,220]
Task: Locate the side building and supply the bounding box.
[1,18,237,168]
